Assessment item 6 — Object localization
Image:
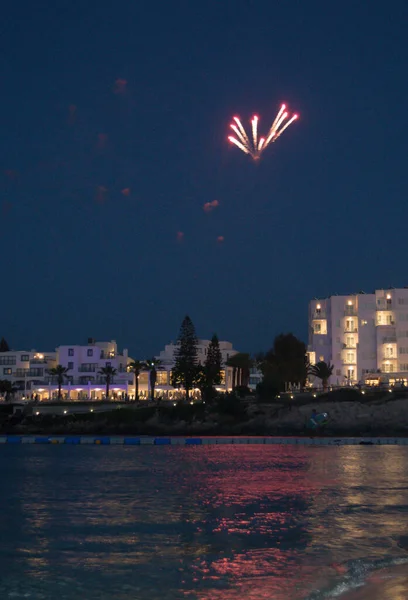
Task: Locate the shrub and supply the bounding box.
[256,377,280,401]
[214,393,247,418]
[234,385,251,398]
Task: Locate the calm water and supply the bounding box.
[1,445,408,599]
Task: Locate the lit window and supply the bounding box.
[3,368,12,375]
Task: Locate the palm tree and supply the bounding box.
[48,365,70,400]
[98,365,117,399]
[127,360,145,401]
[308,361,334,392]
[144,358,161,402]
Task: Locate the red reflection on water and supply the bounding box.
[177,446,328,599]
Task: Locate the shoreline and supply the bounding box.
[2,435,408,445]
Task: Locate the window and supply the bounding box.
[21,354,29,361]
[0,356,16,365]
[156,371,168,385]
[68,362,74,370]
[87,349,93,357]
[314,323,321,333]
[345,319,355,331]
[3,368,12,375]
[68,348,74,356]
[400,364,408,371]
[79,363,97,372]
[336,369,341,376]
[399,348,408,355]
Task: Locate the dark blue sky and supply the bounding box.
[1,0,408,357]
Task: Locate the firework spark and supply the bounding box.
[228,104,298,159]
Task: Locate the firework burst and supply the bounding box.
[228,104,298,159]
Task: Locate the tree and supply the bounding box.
[144,358,161,402]
[171,315,198,401]
[48,365,70,400]
[226,353,252,389]
[261,333,308,391]
[0,338,10,352]
[201,334,223,401]
[98,365,117,399]
[308,361,334,392]
[0,380,15,401]
[127,360,145,401]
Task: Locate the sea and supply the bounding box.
[1,444,408,599]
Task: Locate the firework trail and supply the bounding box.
[228,104,298,159]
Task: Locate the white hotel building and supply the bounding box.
[8,338,240,401]
[156,339,238,392]
[308,287,408,386]
[0,350,57,393]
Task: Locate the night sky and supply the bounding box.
[2,1,408,358]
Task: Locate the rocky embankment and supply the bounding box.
[2,390,408,436]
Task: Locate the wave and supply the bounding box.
[304,555,408,599]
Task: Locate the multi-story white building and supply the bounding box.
[156,339,239,393]
[0,349,56,395]
[29,337,241,401]
[308,287,408,386]
[33,339,133,400]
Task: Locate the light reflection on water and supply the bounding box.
[0,446,408,598]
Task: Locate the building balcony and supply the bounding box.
[377,302,393,310]
[45,376,134,386]
[15,369,45,378]
[312,310,326,319]
[344,328,358,333]
[383,355,397,361]
[30,359,48,365]
[78,366,98,373]
[344,308,357,316]
[342,360,357,365]
[342,343,357,349]
[376,321,395,327]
